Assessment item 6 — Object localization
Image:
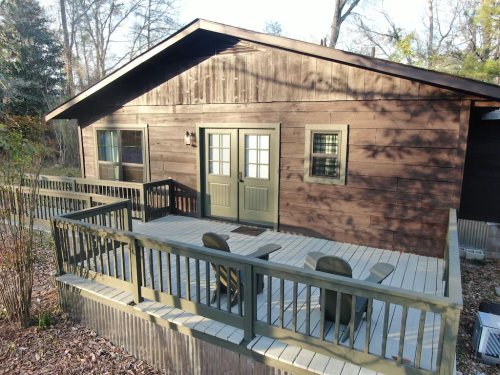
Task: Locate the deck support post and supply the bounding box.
[243,264,255,343]
[438,307,460,375]
[124,200,133,232]
[50,218,65,276]
[129,237,143,304]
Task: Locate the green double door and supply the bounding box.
[203,128,276,227]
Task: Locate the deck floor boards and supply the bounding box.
[62,215,446,375]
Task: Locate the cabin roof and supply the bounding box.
[45,18,500,121]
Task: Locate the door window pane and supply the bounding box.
[98,130,119,162]
[245,134,270,179]
[246,163,257,178]
[209,134,230,176]
[121,130,143,164]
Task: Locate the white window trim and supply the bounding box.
[304,124,348,185]
[93,123,150,183]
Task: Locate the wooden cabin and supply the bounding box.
[45,19,500,259]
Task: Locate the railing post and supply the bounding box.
[128,237,143,305]
[243,263,255,343]
[124,200,133,232]
[438,307,460,375]
[50,219,65,276]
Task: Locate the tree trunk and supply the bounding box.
[330,0,342,48]
[59,0,74,96]
[428,0,434,66]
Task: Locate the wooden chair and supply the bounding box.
[303,251,395,342]
[202,232,281,307]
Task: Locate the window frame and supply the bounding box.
[93,124,150,183]
[304,124,348,185]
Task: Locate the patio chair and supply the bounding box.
[202,232,281,307]
[303,251,394,343]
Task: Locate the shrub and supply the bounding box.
[0,117,48,328]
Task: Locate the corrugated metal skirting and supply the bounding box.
[58,288,293,375]
[458,219,489,250]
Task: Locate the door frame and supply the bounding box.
[196,123,281,230]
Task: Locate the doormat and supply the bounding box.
[231,226,266,237]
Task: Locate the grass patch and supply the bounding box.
[36,311,53,329]
[40,165,81,178]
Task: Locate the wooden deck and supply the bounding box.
[54,213,448,374]
[121,215,444,374]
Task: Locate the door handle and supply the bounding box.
[238,172,243,182]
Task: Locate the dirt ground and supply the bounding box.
[0,232,162,375]
[456,258,500,375]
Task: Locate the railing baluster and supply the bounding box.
[267,275,272,325]
[320,287,326,341]
[195,259,200,304]
[157,251,163,293]
[120,242,126,280]
[148,248,154,289]
[365,298,373,354]
[349,296,356,348]
[205,261,210,306]
[167,253,172,295]
[140,245,146,287]
[98,234,105,275]
[397,306,408,364]
[105,237,112,276]
[292,281,298,333]
[186,257,191,301]
[279,278,284,329]
[216,264,221,310]
[306,284,311,336]
[382,302,390,358]
[334,292,341,345]
[237,268,242,317]
[415,310,426,369]
[176,254,181,297]
[226,265,231,312]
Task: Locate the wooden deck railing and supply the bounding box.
[1,187,131,229]
[51,205,463,375]
[22,175,171,222]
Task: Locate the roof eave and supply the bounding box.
[45,18,500,122]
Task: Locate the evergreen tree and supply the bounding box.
[0,0,64,116]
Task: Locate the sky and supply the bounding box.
[177,0,428,45]
[40,0,430,47]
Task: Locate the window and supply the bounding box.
[304,124,348,185]
[245,134,269,179]
[95,126,148,182]
[208,134,231,176]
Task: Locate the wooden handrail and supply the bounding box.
[50,204,462,375]
[22,174,171,222]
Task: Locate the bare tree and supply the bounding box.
[128,0,179,59]
[78,0,141,79]
[330,0,363,48]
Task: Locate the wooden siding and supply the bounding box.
[122,42,473,107]
[77,41,472,257]
[81,99,465,257]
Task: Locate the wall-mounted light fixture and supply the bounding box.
[184,131,196,146]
